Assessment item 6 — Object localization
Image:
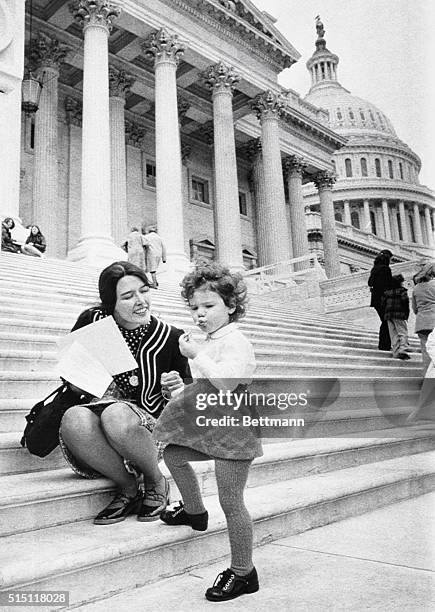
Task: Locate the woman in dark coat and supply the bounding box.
[368,253,393,350]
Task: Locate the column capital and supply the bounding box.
[313,170,337,190]
[65,96,82,126]
[283,155,307,179]
[108,67,135,98]
[251,90,285,121]
[30,31,70,71]
[124,119,146,148]
[142,28,185,66]
[70,0,121,32]
[242,138,262,163]
[202,61,240,94]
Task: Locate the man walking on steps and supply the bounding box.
[142,225,166,289]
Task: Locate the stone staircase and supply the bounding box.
[0,252,434,609]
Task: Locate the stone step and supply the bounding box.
[0,349,58,371]
[256,361,420,377]
[0,433,433,534]
[0,449,433,606]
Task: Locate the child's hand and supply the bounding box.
[179,332,199,359]
[161,371,184,398]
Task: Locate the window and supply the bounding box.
[336,108,342,120]
[359,109,365,121]
[369,110,375,122]
[191,177,210,204]
[334,209,343,223]
[145,161,156,187]
[360,158,368,177]
[396,212,403,241]
[239,192,248,216]
[388,160,394,179]
[348,108,355,120]
[370,210,377,235]
[399,162,403,180]
[351,210,360,229]
[345,158,353,177]
[409,215,416,242]
[375,158,382,177]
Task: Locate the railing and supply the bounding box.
[244,254,326,294]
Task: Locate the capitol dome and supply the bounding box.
[300,17,435,274]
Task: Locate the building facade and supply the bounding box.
[302,18,435,273]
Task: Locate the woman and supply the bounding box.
[1,217,21,253]
[60,261,190,525]
[25,225,46,257]
[125,227,146,271]
[412,261,435,373]
[368,253,393,350]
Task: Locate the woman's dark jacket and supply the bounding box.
[368,265,393,308]
[72,307,191,418]
[26,232,46,253]
[1,222,20,253]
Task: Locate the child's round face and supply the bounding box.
[188,288,235,335]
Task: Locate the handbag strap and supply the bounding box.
[43,383,67,405]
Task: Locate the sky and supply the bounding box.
[253,0,435,189]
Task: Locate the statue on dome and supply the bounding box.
[315,15,325,39]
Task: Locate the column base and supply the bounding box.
[67,235,127,269]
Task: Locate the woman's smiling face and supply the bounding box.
[113,275,151,329]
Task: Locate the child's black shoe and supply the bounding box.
[205,567,259,601]
[160,501,208,531]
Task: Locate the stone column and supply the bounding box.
[424,206,434,247]
[363,199,371,232]
[143,28,189,271]
[398,200,409,242]
[283,155,309,266]
[69,0,124,265]
[313,171,341,278]
[109,67,134,246]
[0,0,24,218]
[64,97,82,253]
[413,203,423,244]
[203,62,243,270]
[245,139,268,267]
[343,199,351,226]
[251,91,290,265]
[31,32,69,256]
[381,199,392,241]
[391,206,400,242]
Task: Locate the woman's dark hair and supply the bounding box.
[3,217,15,230]
[98,261,150,314]
[373,254,389,267]
[180,262,248,322]
[29,225,42,236]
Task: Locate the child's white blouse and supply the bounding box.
[190,323,256,391]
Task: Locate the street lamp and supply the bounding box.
[21,0,42,115]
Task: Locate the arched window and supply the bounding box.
[370,210,377,235]
[399,162,403,179]
[348,108,355,120]
[334,209,343,223]
[337,108,342,120]
[388,160,394,179]
[360,158,368,177]
[351,210,360,229]
[359,109,365,121]
[375,158,382,177]
[345,158,353,177]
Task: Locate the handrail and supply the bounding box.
[244,254,325,295]
[244,253,320,277]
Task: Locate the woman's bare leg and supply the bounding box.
[61,405,136,495]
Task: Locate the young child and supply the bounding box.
[153,262,262,602]
[382,273,410,360]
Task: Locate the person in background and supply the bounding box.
[125,227,146,271]
[142,225,166,289]
[1,218,21,253]
[412,261,435,373]
[25,225,46,257]
[382,274,410,360]
[368,253,393,350]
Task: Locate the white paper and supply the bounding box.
[58,316,138,375]
[56,341,113,398]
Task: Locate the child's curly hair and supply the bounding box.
[180,261,248,322]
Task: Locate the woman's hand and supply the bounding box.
[161,371,184,398]
[179,333,199,359]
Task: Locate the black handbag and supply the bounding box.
[20,382,92,458]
